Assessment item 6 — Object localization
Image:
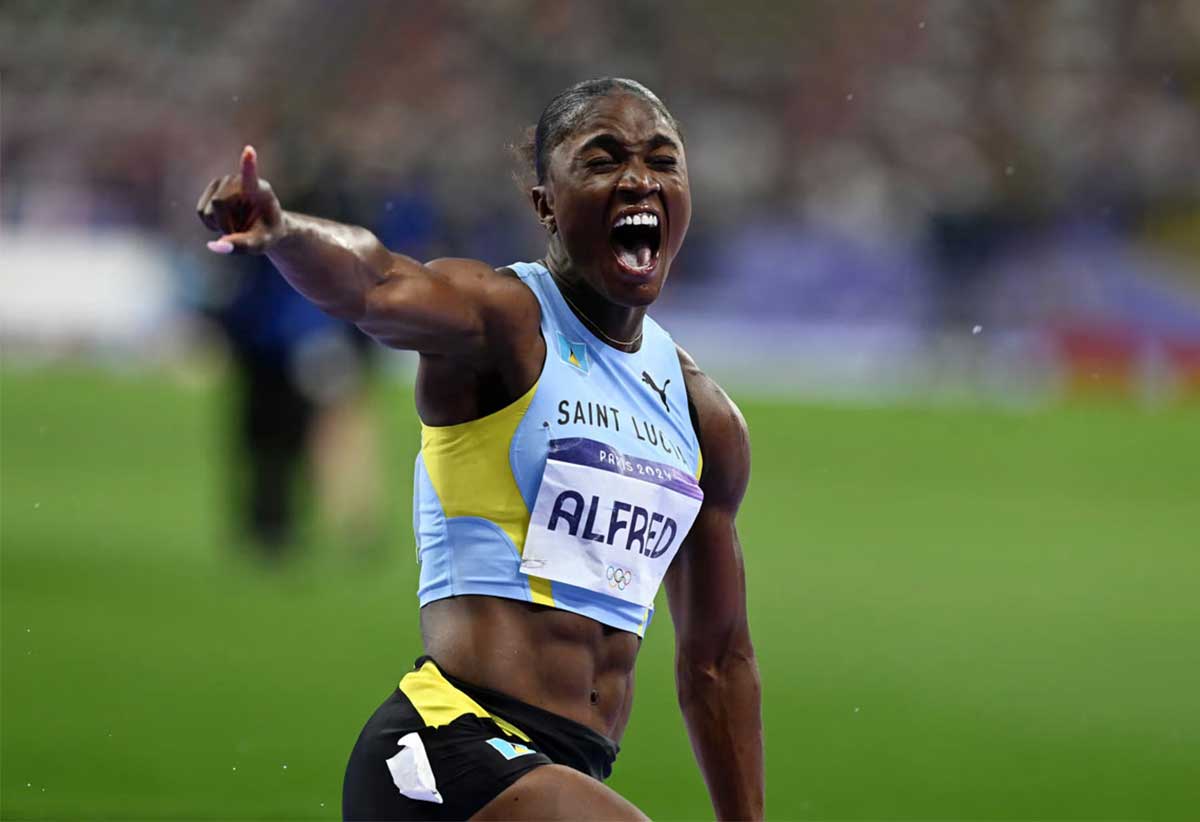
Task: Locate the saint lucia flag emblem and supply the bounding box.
[486,738,537,760]
[557,333,590,375]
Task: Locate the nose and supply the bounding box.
[617,164,660,198]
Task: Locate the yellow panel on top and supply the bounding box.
[419,381,554,606]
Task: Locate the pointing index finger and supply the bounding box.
[241,145,259,192]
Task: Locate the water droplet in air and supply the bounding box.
[845,93,854,101]
[26,783,31,788]
[282,764,288,770]
[320,803,325,808]
[1004,165,1015,176]
[972,325,982,335]
[33,503,41,509]
[232,95,240,103]
[853,706,860,712]
[232,766,238,771]
[385,201,394,211]
[918,20,925,28]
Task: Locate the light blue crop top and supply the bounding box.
[412,261,703,636]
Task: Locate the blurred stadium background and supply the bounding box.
[3,1,1199,819]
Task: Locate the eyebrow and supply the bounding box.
[578,132,680,154]
[647,134,680,151]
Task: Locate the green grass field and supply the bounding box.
[3,366,1198,820]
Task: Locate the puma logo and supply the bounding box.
[641,371,670,412]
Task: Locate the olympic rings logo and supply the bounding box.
[606,565,633,591]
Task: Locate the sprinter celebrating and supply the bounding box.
[198,77,762,821]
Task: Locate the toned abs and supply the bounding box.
[421,596,640,740]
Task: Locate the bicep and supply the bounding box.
[358,257,536,357]
[668,350,754,659]
[666,503,751,661]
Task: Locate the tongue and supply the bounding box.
[617,242,653,270]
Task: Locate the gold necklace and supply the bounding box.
[558,286,643,350]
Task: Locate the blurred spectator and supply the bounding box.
[197,150,385,557]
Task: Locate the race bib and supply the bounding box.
[520,438,704,607]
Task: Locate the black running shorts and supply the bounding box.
[342,657,618,821]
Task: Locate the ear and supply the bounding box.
[530,185,555,232]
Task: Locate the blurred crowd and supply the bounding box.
[3,0,1199,346]
[4,0,1199,550]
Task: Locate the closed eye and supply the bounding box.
[650,156,678,168]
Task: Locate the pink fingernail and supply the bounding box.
[207,240,234,254]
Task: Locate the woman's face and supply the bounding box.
[535,93,691,307]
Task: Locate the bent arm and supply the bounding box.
[265,211,392,322]
[668,510,763,821]
[200,146,536,358]
[666,349,763,821]
[266,215,504,356]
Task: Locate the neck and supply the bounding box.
[543,241,646,351]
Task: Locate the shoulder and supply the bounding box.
[424,257,541,336]
[676,344,751,512]
[422,257,531,296]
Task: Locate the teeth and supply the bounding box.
[613,213,659,229]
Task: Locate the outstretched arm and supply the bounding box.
[665,347,763,821]
[196,146,539,359]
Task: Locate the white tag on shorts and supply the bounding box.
[386,732,443,804]
[520,438,703,607]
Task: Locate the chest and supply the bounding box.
[524,332,697,474]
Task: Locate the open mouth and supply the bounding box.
[610,212,662,275]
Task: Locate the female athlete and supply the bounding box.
[198,78,762,821]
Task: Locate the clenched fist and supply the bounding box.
[197,145,285,254]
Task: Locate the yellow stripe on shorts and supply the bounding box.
[398,661,532,743]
